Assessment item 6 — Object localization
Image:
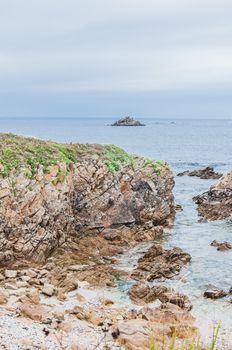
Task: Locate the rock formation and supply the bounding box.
[177,166,222,179]
[204,286,227,299]
[111,116,145,126]
[0,134,199,349]
[0,134,174,266]
[128,283,192,310]
[194,171,232,221]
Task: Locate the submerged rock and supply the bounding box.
[111,116,145,126]
[194,171,232,221]
[131,244,191,282]
[210,240,232,251]
[177,166,222,179]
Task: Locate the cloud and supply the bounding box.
[0,0,232,116]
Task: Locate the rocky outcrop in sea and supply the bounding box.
[111,116,145,126]
[194,170,232,221]
[177,166,222,179]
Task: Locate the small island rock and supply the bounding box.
[112,116,145,126]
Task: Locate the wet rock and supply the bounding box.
[131,244,191,282]
[204,286,227,299]
[194,171,232,221]
[210,240,232,251]
[175,204,183,211]
[111,116,145,126]
[177,167,222,179]
[128,283,158,305]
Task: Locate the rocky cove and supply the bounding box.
[0,133,232,349]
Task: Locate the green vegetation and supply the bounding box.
[149,324,220,350]
[0,134,167,179]
[103,144,135,172]
[103,144,166,175]
[0,133,94,178]
[143,158,165,176]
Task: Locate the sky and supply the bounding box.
[0,0,232,118]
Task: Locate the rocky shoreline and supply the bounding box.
[1,134,232,349]
[0,134,199,349]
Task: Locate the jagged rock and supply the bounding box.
[210,240,232,251]
[131,244,191,282]
[204,286,227,299]
[194,171,232,221]
[177,166,222,179]
[111,116,145,126]
[128,283,192,310]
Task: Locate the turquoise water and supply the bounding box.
[1,117,232,343]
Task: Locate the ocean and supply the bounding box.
[0,117,232,172]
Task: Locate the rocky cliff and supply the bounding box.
[194,171,232,221]
[0,134,175,266]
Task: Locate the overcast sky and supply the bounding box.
[0,0,232,118]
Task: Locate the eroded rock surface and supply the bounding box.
[194,171,232,221]
[0,144,174,266]
[131,244,191,282]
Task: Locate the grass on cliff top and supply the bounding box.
[104,144,166,175]
[0,134,166,178]
[0,133,100,177]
